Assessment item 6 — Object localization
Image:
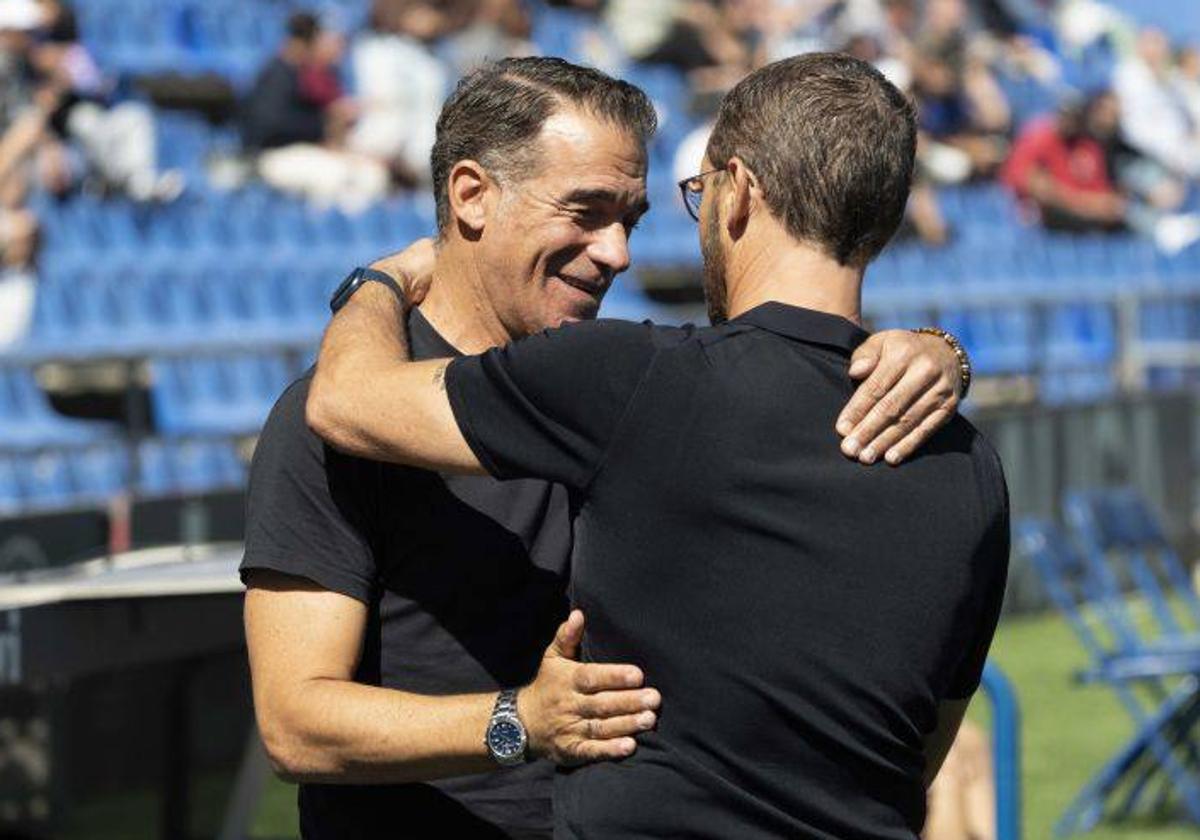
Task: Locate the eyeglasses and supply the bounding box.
[677,168,723,222]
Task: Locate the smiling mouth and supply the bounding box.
[556,275,606,298]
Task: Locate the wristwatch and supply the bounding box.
[484,689,529,767]
[329,266,406,313]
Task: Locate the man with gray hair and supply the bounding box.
[248,55,973,839]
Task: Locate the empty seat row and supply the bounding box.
[150,352,307,437]
[36,191,438,258]
[29,263,334,354]
[0,438,245,514]
[0,369,116,450]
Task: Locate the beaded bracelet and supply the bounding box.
[911,327,972,400]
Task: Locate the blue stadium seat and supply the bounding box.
[939,306,1036,375]
[72,444,133,501]
[21,451,75,509]
[1046,303,1117,367]
[0,370,116,449]
[136,439,175,495]
[0,456,21,514]
[150,352,294,437]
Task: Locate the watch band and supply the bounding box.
[357,267,406,305]
[493,688,519,718]
[329,266,407,313]
[912,326,972,400]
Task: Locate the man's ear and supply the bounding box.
[447,160,493,237]
[723,156,756,240]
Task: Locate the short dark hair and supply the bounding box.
[286,12,321,43]
[706,53,917,268]
[430,57,657,232]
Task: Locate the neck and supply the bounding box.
[725,234,864,324]
[417,238,513,355]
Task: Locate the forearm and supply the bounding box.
[0,108,47,188]
[307,283,481,471]
[260,678,498,784]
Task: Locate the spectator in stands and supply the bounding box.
[1174,44,1200,133]
[0,200,38,346]
[344,0,449,187]
[441,0,534,76]
[604,0,750,77]
[0,101,41,347]
[244,12,387,212]
[31,2,183,202]
[912,0,1011,183]
[1002,95,1125,233]
[1114,28,1200,180]
[0,12,51,346]
[1002,92,1200,252]
[1085,88,1191,217]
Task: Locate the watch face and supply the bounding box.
[487,718,525,759]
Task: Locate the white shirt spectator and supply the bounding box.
[347,32,447,183]
[1114,56,1200,177]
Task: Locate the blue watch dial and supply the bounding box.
[488,719,525,758]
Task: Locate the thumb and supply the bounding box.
[848,341,880,380]
[547,610,585,660]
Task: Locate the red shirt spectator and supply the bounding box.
[1001,114,1113,202]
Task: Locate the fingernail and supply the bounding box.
[885,449,901,465]
[638,712,656,729]
[859,447,877,465]
[842,437,861,457]
[642,690,659,707]
[836,419,853,436]
[622,738,637,754]
[849,359,870,376]
[626,670,642,687]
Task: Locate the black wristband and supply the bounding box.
[329,266,407,313]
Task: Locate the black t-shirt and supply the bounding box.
[241,309,571,840]
[446,302,1010,840]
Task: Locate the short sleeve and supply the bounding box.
[946,454,1010,699]
[445,319,676,492]
[240,376,380,603]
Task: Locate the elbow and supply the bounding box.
[305,376,354,453]
[304,384,335,443]
[256,707,337,784]
[258,717,307,783]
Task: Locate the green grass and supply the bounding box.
[980,609,1199,839]
[67,609,1200,839]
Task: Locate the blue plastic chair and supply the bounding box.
[1066,488,1200,645]
[1019,519,1200,834]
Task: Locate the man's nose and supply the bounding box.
[588,222,632,277]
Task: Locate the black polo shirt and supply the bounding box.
[446,302,1010,839]
[241,309,571,839]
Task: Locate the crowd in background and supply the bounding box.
[0,0,1199,347]
[231,0,1200,254]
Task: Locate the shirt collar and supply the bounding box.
[731,301,869,354]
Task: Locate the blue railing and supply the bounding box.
[982,661,1023,840]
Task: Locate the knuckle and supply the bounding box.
[877,396,901,422]
[867,385,890,402]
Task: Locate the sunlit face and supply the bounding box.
[479,109,648,336]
